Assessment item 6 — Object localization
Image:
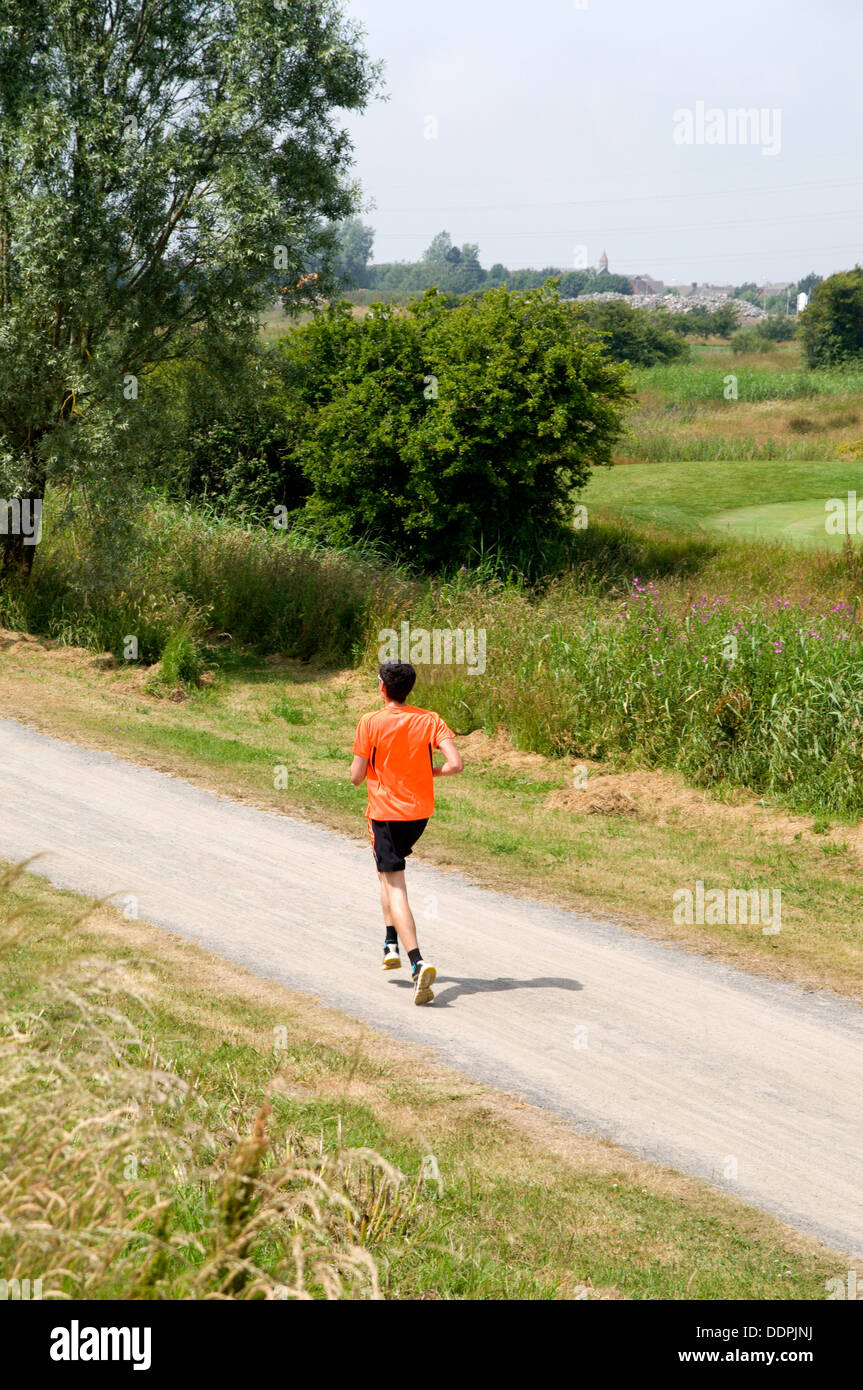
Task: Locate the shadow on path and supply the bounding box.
[391,974,583,1007]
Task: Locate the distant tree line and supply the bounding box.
[320,222,631,298]
[323,224,827,325]
[733,273,823,315]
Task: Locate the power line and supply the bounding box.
[615,241,863,269]
[372,173,863,216]
[372,206,863,242]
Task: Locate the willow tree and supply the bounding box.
[0,0,378,575]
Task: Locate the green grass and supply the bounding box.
[124,721,283,768]
[582,459,863,538]
[709,500,862,548]
[418,581,863,819]
[617,433,846,464]
[619,346,863,463]
[0,494,406,668]
[270,695,313,724]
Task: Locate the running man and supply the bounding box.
[350,660,463,1005]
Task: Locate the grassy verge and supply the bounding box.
[0,862,846,1300]
[0,496,405,667]
[2,632,863,1003]
[620,346,863,463]
[10,487,863,822]
[406,576,863,821]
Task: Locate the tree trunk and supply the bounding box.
[0,485,44,582]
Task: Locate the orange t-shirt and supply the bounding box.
[353,704,454,821]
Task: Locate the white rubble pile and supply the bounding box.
[572,290,767,321]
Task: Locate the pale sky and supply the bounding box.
[341,0,863,284]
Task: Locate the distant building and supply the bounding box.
[678,281,738,298]
[760,282,793,300]
[629,274,665,294]
[594,252,664,293]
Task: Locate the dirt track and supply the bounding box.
[1,714,861,1255]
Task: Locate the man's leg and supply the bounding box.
[383,871,435,1004]
[372,823,434,1003]
[378,869,419,954]
[378,871,393,932]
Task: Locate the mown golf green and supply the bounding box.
[708,499,860,547]
[582,458,863,546]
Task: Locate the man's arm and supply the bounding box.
[350,754,368,786]
[433,738,463,777]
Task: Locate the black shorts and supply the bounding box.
[370,818,429,873]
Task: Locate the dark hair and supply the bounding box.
[379,660,416,703]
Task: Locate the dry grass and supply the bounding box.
[0,862,426,1300]
[625,394,863,454]
[620,346,863,461]
[257,300,373,344]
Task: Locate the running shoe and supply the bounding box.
[412,959,436,1005]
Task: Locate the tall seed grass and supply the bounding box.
[0,496,410,671]
[6,492,863,817]
[387,565,863,819]
[620,431,842,463]
[630,364,863,402]
[0,865,426,1299]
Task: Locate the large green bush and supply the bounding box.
[758,315,797,342]
[275,286,631,570]
[666,304,739,338]
[570,299,689,367]
[730,329,774,355]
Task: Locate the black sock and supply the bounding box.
[408,947,422,968]
[385,925,399,946]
